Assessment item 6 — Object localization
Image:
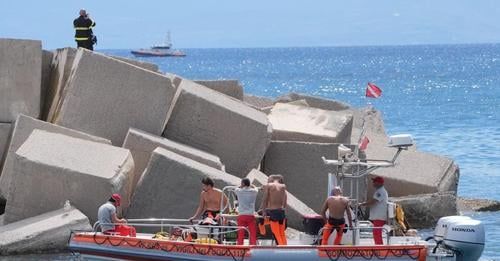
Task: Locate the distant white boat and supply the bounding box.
[151,31,173,50]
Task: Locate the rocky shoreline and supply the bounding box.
[0,38,496,255]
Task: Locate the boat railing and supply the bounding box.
[93,219,250,239]
[318,225,391,246]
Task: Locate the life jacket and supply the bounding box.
[395,204,410,232]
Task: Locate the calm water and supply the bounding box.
[105,45,500,259]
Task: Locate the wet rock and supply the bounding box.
[195,80,244,100]
[0,207,91,255]
[391,192,458,229]
[164,79,272,177]
[123,128,224,192]
[275,93,351,111]
[0,38,42,122]
[127,147,240,219]
[457,197,500,212]
[246,169,318,229]
[53,49,181,145]
[0,114,111,201]
[268,103,353,144]
[3,130,133,224]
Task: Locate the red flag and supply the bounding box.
[359,136,370,151]
[366,82,382,98]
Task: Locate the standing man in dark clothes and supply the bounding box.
[74,9,96,50]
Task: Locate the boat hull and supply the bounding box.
[69,232,427,261]
[131,50,186,57]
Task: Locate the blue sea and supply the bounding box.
[106,45,500,259]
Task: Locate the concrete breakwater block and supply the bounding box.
[268,103,353,144]
[194,80,244,100]
[0,207,91,255]
[53,49,181,145]
[111,55,159,72]
[391,192,458,229]
[246,169,318,229]
[263,141,365,211]
[3,130,133,224]
[40,50,54,115]
[0,123,12,170]
[275,93,351,111]
[163,79,272,177]
[127,148,240,219]
[0,38,42,122]
[0,114,111,201]
[123,128,225,192]
[43,47,77,122]
[243,94,274,110]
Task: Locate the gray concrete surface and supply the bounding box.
[0,207,91,255]
[243,95,274,110]
[123,128,224,192]
[111,55,159,72]
[0,38,42,122]
[0,123,12,172]
[275,93,351,111]
[127,148,240,220]
[268,103,353,144]
[0,114,111,201]
[53,49,181,145]
[194,80,244,100]
[164,79,272,177]
[40,50,54,116]
[3,130,133,224]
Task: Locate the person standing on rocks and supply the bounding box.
[259,174,288,245]
[234,178,258,245]
[360,176,388,245]
[189,177,229,224]
[73,9,96,50]
[320,186,353,245]
[97,193,136,236]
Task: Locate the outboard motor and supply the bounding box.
[440,217,485,261]
[433,216,471,242]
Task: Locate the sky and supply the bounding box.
[1,0,500,49]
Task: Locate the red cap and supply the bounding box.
[111,193,121,206]
[372,176,384,184]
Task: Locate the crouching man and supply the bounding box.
[97,193,136,237]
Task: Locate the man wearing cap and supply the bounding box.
[97,194,136,236]
[360,176,388,245]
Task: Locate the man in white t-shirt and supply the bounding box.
[234,178,258,245]
[360,176,388,245]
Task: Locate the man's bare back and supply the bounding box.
[202,188,223,211]
[263,182,287,210]
[326,196,349,219]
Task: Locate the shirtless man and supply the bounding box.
[320,187,353,245]
[189,177,228,224]
[259,174,288,245]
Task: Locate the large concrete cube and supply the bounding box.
[263,141,365,211]
[0,114,111,201]
[275,93,351,111]
[123,128,225,191]
[3,130,133,224]
[268,103,353,144]
[163,79,272,177]
[391,192,458,229]
[53,49,181,145]
[43,47,77,121]
[0,206,91,255]
[111,55,160,72]
[40,50,54,115]
[194,80,244,100]
[0,123,12,169]
[243,94,274,110]
[246,169,317,229]
[127,148,240,219]
[0,38,42,122]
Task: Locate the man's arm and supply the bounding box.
[259,185,269,213]
[282,187,287,209]
[360,198,378,207]
[189,192,205,222]
[320,199,329,221]
[111,213,126,224]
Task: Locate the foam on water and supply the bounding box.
[104,44,500,259]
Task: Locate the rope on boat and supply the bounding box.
[91,233,248,261]
[323,248,422,261]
